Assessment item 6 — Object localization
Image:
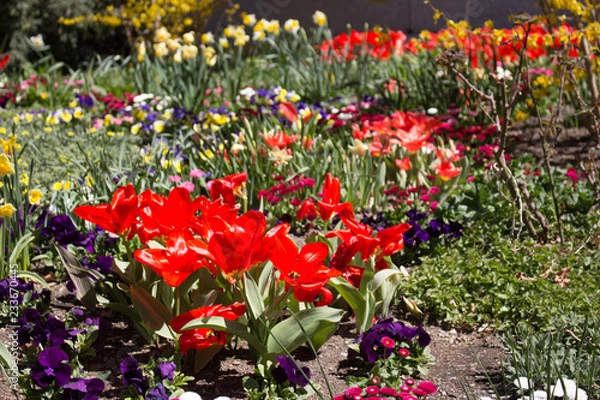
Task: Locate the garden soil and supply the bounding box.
[0,282,507,399]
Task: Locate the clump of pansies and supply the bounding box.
[17,306,106,399]
[346,318,435,391]
[120,356,193,399]
[36,212,117,280]
[0,277,50,321]
[244,355,316,400]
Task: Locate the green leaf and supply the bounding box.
[266,307,343,354]
[9,232,35,266]
[244,274,265,320]
[129,284,175,339]
[0,341,13,369]
[367,269,402,293]
[16,270,50,289]
[55,245,97,311]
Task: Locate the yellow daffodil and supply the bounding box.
[242,13,256,26]
[28,189,43,204]
[154,27,171,43]
[284,19,300,34]
[312,10,327,26]
[183,31,195,44]
[0,154,15,176]
[0,203,16,218]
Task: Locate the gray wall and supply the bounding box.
[236,0,539,33]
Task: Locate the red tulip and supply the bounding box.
[74,184,138,237]
[170,303,246,354]
[207,172,247,207]
[269,235,340,305]
[134,230,211,287]
[204,210,267,282]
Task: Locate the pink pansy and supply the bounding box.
[179,181,195,192]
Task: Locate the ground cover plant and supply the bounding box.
[0,1,600,399]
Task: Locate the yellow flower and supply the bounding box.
[219,38,229,49]
[284,19,300,34]
[153,42,169,58]
[61,111,73,123]
[137,41,146,62]
[181,44,198,60]
[348,138,369,156]
[166,38,181,52]
[0,127,5,134]
[131,123,142,135]
[0,204,16,218]
[28,189,43,204]
[242,13,256,26]
[201,32,214,44]
[154,27,171,43]
[153,120,166,133]
[269,148,293,165]
[0,154,15,176]
[20,173,29,186]
[173,48,183,63]
[52,181,63,191]
[40,92,48,100]
[0,136,18,154]
[266,20,280,35]
[182,31,195,44]
[312,10,327,26]
[73,107,84,119]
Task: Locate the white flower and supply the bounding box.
[554,378,578,399]
[514,377,533,391]
[179,392,202,400]
[30,34,45,49]
[312,10,327,26]
[575,388,588,400]
[213,397,231,400]
[495,66,512,81]
[284,19,300,34]
[239,87,256,99]
[532,390,548,400]
[427,107,438,115]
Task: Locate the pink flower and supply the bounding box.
[399,348,411,357]
[429,186,440,195]
[430,202,439,210]
[405,378,415,386]
[467,176,475,182]
[169,175,182,182]
[190,169,205,178]
[365,386,379,395]
[381,336,395,349]
[417,381,437,395]
[345,387,362,397]
[179,181,195,192]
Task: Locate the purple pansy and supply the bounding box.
[155,362,176,381]
[271,355,311,388]
[31,347,72,388]
[120,357,149,394]
[63,377,105,400]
